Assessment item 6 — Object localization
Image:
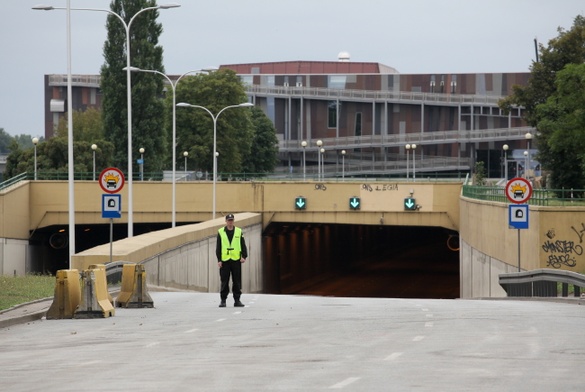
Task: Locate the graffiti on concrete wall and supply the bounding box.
[541,227,583,269]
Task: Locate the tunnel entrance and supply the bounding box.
[262,223,460,299]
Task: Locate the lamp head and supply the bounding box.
[503,144,509,151]
[159,3,181,9]
[411,144,417,149]
[139,148,145,154]
[32,137,39,145]
[183,151,188,157]
[239,102,254,107]
[176,102,191,107]
[341,150,346,155]
[405,144,410,150]
[316,140,323,147]
[523,150,528,156]
[91,144,97,151]
[301,141,307,148]
[32,5,54,10]
[525,132,533,140]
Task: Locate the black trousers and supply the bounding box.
[219,260,242,301]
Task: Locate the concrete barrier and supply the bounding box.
[46,269,81,320]
[74,267,115,319]
[116,264,153,308]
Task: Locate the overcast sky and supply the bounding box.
[1,0,583,137]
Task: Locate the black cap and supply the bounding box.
[226,214,234,221]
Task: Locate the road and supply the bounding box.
[1,292,583,391]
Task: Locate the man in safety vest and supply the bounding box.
[216,213,248,307]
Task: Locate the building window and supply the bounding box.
[328,101,337,128]
[355,112,362,136]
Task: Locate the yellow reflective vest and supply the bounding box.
[218,227,243,261]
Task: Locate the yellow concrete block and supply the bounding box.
[74,268,115,319]
[46,269,81,320]
[116,264,154,308]
[88,264,114,304]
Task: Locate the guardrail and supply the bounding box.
[499,268,585,298]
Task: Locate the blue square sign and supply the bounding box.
[102,194,122,219]
[509,204,528,229]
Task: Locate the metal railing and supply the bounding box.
[462,185,585,206]
[499,269,585,298]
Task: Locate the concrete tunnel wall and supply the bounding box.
[72,213,263,294]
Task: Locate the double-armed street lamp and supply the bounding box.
[406,144,417,180]
[125,66,209,227]
[301,141,307,180]
[176,102,253,219]
[33,2,181,241]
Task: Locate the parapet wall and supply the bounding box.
[459,196,585,297]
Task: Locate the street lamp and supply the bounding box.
[411,144,417,180]
[139,147,145,181]
[91,143,97,181]
[183,151,188,173]
[316,140,323,181]
[301,141,307,181]
[503,144,509,180]
[341,150,346,180]
[525,132,533,179]
[405,144,411,180]
[34,2,181,239]
[176,101,253,219]
[125,66,205,227]
[523,150,529,179]
[320,148,325,180]
[32,137,39,180]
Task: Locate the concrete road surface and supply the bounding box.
[1,292,584,391]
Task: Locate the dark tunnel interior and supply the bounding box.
[30,222,460,299]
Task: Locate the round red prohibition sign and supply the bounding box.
[99,167,125,194]
[505,177,532,204]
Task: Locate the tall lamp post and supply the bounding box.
[125,67,206,227]
[525,132,533,179]
[405,144,411,180]
[91,143,97,181]
[183,151,188,173]
[139,148,145,181]
[523,151,529,179]
[32,137,39,180]
[301,141,307,181]
[34,2,181,239]
[176,102,253,219]
[320,148,325,180]
[341,150,346,180]
[316,140,323,181]
[503,144,509,180]
[411,143,417,180]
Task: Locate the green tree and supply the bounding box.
[499,15,585,189]
[55,108,104,143]
[100,0,167,174]
[0,128,14,154]
[174,70,254,174]
[535,64,585,189]
[474,161,486,186]
[242,107,279,173]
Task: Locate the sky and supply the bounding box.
[0,0,583,137]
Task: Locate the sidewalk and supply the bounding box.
[0,298,51,328]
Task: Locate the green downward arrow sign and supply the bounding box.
[350,197,360,209]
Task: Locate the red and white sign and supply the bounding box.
[99,167,125,194]
[505,177,532,204]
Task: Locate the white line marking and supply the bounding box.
[413,336,425,342]
[421,308,429,312]
[75,360,102,367]
[185,328,199,333]
[425,322,434,328]
[216,318,226,322]
[329,377,361,389]
[233,311,242,315]
[384,352,403,361]
[145,342,160,348]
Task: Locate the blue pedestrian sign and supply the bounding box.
[102,194,122,219]
[509,204,528,229]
